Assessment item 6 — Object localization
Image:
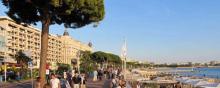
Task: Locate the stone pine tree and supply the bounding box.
[2,0,105,86]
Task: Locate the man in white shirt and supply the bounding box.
[50,73,61,88]
[63,71,67,79]
[93,70,98,81]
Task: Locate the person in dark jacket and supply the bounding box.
[72,73,81,88]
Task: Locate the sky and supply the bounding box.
[1,0,220,64]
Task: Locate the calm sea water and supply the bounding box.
[175,67,220,79]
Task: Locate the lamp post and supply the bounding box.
[77,50,81,74]
[4,63,6,82]
[28,61,33,88]
[121,38,127,79]
[0,28,8,82]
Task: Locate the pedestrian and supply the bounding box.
[50,73,61,88]
[119,76,126,88]
[104,68,107,79]
[66,72,73,88]
[64,80,71,88]
[109,68,113,79]
[72,73,81,88]
[98,69,102,81]
[63,71,67,79]
[80,73,86,88]
[72,68,76,78]
[113,69,118,78]
[175,82,182,88]
[34,77,41,88]
[136,81,140,88]
[111,75,119,88]
[93,70,98,81]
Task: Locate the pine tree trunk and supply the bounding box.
[39,17,50,87]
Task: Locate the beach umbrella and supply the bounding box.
[194,81,209,87]
[184,79,201,85]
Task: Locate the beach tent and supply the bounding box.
[200,83,220,88]
[184,79,202,85]
[175,77,190,83]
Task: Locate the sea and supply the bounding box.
[174,67,220,79]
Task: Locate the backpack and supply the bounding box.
[72,76,81,84]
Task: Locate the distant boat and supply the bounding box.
[191,66,194,72]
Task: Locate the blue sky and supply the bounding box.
[1,0,220,63]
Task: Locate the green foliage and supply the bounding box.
[2,0,105,84]
[56,63,70,75]
[126,61,151,69]
[14,50,32,67]
[91,51,122,64]
[107,53,121,64]
[79,51,122,72]
[80,51,122,66]
[91,51,108,63]
[80,51,92,63]
[80,51,95,72]
[2,0,105,28]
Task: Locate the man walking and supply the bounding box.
[72,73,81,88]
[50,73,61,88]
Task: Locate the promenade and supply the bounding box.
[86,78,111,88]
[0,78,111,88]
[0,80,32,88]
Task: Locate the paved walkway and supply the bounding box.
[0,78,111,88]
[86,78,111,88]
[0,80,32,88]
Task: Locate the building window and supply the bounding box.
[8,24,17,29]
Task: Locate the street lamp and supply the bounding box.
[76,50,81,74]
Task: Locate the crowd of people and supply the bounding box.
[106,67,127,88]
[34,69,87,88]
[91,67,127,88]
[34,67,127,88]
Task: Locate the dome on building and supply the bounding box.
[63,28,69,36]
[88,42,92,47]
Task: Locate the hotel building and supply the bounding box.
[0,16,92,67]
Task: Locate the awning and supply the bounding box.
[2,57,16,63]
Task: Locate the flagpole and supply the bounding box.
[124,57,126,80]
[121,38,127,80]
[4,63,6,82]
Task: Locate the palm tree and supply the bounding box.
[14,50,32,67]
[14,50,32,78]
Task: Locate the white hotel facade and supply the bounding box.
[0,16,92,67]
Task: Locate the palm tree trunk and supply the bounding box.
[39,16,50,87]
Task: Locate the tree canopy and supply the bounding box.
[91,51,108,63]
[56,63,71,75]
[80,51,122,72]
[2,0,105,28]
[81,51,122,65]
[2,0,105,85]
